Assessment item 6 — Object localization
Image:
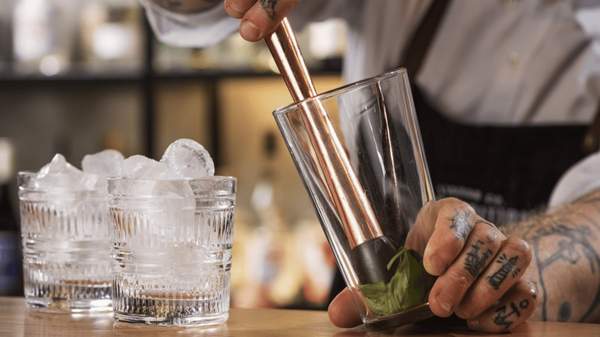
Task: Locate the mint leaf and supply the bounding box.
[358,248,432,316]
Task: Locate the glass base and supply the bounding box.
[114,311,229,327]
[364,303,434,330]
[26,297,112,313]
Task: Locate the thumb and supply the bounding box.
[328,288,363,328]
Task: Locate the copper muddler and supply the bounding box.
[265,19,383,250]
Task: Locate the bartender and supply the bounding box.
[142,0,600,333]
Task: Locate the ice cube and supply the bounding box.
[35,154,97,191]
[161,139,214,178]
[122,155,177,180]
[82,149,124,177]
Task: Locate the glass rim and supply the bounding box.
[17,171,99,194]
[19,171,236,184]
[273,67,407,116]
[106,176,237,184]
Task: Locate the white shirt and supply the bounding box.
[142,0,600,208]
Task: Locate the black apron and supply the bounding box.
[414,85,588,225]
[328,0,595,301]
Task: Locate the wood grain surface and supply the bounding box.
[1,297,600,337]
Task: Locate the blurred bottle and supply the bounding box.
[80,0,141,73]
[239,132,302,308]
[0,138,22,296]
[0,1,13,72]
[12,0,76,75]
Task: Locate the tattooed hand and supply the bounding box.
[223,0,299,41]
[328,198,537,333]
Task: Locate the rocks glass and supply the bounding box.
[109,177,236,326]
[18,172,112,312]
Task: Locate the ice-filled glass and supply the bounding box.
[18,172,112,312]
[109,177,236,326]
[274,69,435,327]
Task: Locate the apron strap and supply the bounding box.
[402,0,454,79]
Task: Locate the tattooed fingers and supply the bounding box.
[223,0,299,41]
[467,279,538,333]
[456,236,532,319]
[420,198,479,276]
[406,197,535,332]
[427,215,504,317]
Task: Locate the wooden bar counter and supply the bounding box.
[1,297,600,337]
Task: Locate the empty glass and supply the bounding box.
[18,172,112,312]
[109,177,236,327]
[274,68,435,327]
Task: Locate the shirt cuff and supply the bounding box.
[140,0,239,48]
[548,151,600,208]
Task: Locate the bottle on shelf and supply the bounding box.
[80,0,142,73]
[236,131,302,308]
[12,0,82,76]
[0,138,22,296]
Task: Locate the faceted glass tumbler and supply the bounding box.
[18,172,113,312]
[109,177,236,327]
[274,69,435,327]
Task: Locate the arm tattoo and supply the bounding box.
[494,299,530,331]
[526,223,600,321]
[464,240,493,277]
[449,209,474,241]
[487,253,520,290]
[259,0,278,19]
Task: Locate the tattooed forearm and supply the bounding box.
[488,253,520,290]
[259,0,278,19]
[450,209,474,241]
[464,240,493,277]
[528,223,600,321]
[505,189,600,322]
[494,299,530,331]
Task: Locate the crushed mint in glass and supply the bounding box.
[358,248,433,316]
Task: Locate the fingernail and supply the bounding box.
[440,301,452,312]
[225,0,244,16]
[423,253,443,275]
[240,20,262,41]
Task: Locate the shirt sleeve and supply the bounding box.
[139,0,239,47]
[551,4,600,207]
[549,151,600,207]
[139,0,360,48]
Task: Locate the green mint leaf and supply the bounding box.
[358,248,432,316]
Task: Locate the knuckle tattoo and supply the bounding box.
[449,208,474,241]
[487,253,521,290]
[464,239,493,277]
[493,298,530,331]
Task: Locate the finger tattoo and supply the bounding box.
[464,240,493,277]
[259,0,278,19]
[449,209,474,241]
[488,253,521,290]
[493,299,530,330]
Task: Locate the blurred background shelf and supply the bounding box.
[0,68,342,84]
[0,0,346,310]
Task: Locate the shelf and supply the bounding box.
[0,71,144,86]
[0,68,341,86]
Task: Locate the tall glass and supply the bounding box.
[109,177,236,327]
[18,172,112,312]
[274,69,435,327]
